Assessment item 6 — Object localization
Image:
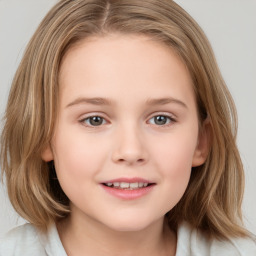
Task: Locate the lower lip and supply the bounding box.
[100,184,155,200]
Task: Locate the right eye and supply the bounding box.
[80,116,107,127]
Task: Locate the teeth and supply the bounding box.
[105,182,150,189]
[130,182,139,189]
[139,182,144,188]
[120,182,129,188]
[113,182,120,187]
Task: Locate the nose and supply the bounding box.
[111,124,148,165]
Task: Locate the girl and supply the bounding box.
[1,0,256,255]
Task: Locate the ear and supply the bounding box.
[192,118,211,167]
[41,144,54,162]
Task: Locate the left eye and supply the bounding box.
[82,116,107,126]
[148,115,173,126]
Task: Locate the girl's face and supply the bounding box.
[43,34,208,232]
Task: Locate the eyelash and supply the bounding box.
[79,115,107,127]
[147,114,176,127]
[79,113,176,128]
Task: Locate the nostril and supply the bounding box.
[112,149,147,164]
[116,158,145,164]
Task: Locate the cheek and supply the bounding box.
[52,128,107,174]
[51,138,104,205]
[152,129,198,173]
[149,128,198,206]
[160,141,193,192]
[51,130,109,203]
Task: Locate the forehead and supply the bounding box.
[58,34,194,106]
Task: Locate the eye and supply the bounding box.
[81,116,107,126]
[148,115,174,126]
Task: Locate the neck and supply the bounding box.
[57,212,176,256]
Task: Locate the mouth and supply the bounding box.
[102,182,155,190]
[100,178,156,200]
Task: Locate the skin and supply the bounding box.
[42,34,209,256]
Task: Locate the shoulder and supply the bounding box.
[0,223,46,256]
[176,221,256,256]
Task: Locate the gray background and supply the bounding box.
[0,0,255,237]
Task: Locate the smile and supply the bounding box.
[101,178,156,200]
[103,182,150,190]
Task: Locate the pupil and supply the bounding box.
[154,116,167,125]
[90,116,103,126]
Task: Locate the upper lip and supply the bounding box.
[101,177,154,184]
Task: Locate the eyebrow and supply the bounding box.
[66,97,187,108]
[146,97,187,108]
[66,97,112,108]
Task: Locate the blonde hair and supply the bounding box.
[1,0,248,239]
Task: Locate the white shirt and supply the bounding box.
[1,222,256,255]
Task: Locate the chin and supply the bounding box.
[103,215,161,233]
